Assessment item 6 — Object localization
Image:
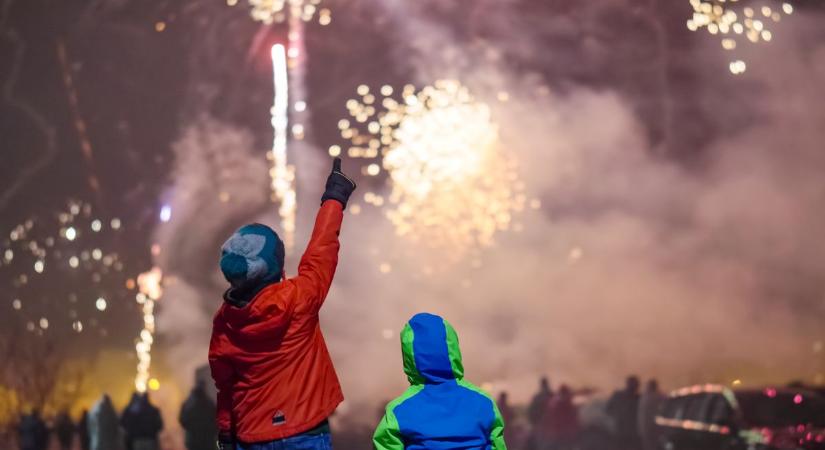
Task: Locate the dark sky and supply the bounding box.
[2,0,825,401]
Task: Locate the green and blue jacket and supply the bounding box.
[373,313,507,450]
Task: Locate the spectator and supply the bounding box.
[606,375,641,450]
[179,381,218,450]
[544,384,580,449]
[89,394,121,450]
[120,392,163,450]
[372,313,507,449]
[638,379,664,450]
[17,410,49,450]
[78,409,91,450]
[497,392,515,445]
[54,410,76,450]
[527,377,553,449]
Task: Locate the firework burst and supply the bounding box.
[335,80,529,256]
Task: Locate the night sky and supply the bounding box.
[2,0,825,424]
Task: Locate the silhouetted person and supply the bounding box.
[638,379,664,450]
[545,384,581,449]
[606,375,641,450]
[55,411,76,450]
[497,392,515,446]
[527,377,553,449]
[179,381,218,450]
[17,410,48,450]
[89,394,121,450]
[78,409,91,450]
[121,392,163,450]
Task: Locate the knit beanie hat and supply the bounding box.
[220,223,285,288]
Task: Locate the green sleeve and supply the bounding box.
[489,399,507,450]
[373,407,405,450]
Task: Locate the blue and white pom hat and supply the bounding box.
[219,223,285,288]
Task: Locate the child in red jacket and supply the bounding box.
[210,158,356,450]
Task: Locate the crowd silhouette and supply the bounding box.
[11,374,663,450]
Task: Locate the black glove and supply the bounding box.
[216,433,235,450]
[321,157,357,209]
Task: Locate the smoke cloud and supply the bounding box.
[156,0,825,423]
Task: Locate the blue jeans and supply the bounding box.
[238,432,331,450]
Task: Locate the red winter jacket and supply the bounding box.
[209,200,345,443]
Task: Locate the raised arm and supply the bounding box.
[295,157,356,311]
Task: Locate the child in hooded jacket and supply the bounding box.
[210,158,356,450]
[373,313,507,450]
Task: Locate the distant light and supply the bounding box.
[72,321,83,333]
[148,378,161,391]
[794,394,803,404]
[96,297,107,311]
[12,299,21,310]
[110,218,122,230]
[154,21,166,32]
[782,3,793,14]
[226,0,238,5]
[65,227,77,241]
[328,145,342,157]
[294,101,306,112]
[765,387,777,398]
[318,8,332,26]
[367,164,381,176]
[380,85,394,96]
[33,261,44,273]
[69,256,79,268]
[92,249,103,260]
[732,379,742,386]
[729,60,747,75]
[91,219,102,232]
[4,249,13,262]
[39,318,49,330]
[292,124,305,139]
[159,205,172,223]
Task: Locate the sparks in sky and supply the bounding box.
[1,200,131,339]
[686,0,795,74]
[269,44,297,251]
[135,266,163,393]
[234,0,332,26]
[336,80,530,256]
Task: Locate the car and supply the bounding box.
[655,384,825,450]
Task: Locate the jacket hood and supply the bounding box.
[217,283,291,341]
[401,313,464,384]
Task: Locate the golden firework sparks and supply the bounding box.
[337,80,528,256]
[686,0,795,74]
[236,0,331,25]
[135,267,163,393]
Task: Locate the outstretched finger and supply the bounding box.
[332,157,342,173]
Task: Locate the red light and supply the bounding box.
[793,394,803,404]
[765,387,777,398]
